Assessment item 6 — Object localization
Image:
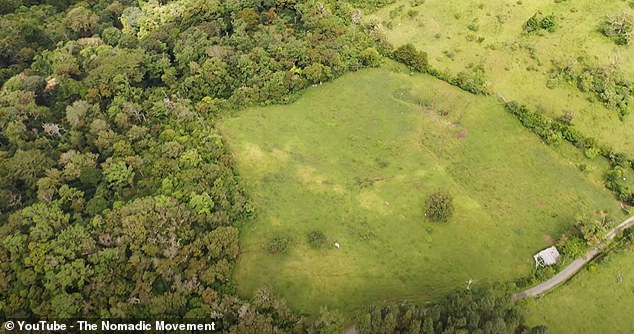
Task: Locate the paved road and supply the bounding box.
[513,215,634,301]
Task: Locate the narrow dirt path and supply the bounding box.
[513,215,634,301]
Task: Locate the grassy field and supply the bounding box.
[220,64,621,314]
[524,244,634,333]
[369,0,634,155]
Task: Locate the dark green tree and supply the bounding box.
[425,191,454,222]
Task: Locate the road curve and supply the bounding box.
[513,215,634,301]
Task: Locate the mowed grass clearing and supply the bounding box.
[370,0,634,155]
[220,65,620,314]
[524,245,634,333]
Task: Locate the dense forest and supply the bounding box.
[0,0,379,329]
[0,0,543,332]
[357,289,545,334]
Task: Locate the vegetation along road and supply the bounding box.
[514,215,634,301]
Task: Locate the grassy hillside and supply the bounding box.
[221,64,620,314]
[370,0,634,155]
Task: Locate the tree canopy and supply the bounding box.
[425,191,454,223]
[0,0,386,330]
[356,289,542,334]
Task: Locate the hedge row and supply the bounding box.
[504,101,634,205]
[390,43,633,204]
[390,44,490,95]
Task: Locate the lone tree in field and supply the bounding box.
[425,191,454,222]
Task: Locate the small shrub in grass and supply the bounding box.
[540,14,557,31]
[425,191,454,222]
[557,110,575,125]
[601,11,634,45]
[583,147,600,159]
[307,230,327,248]
[524,12,557,33]
[467,22,479,32]
[267,234,290,254]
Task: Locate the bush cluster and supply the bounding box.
[549,61,633,118]
[392,43,429,72]
[605,167,634,203]
[600,11,634,45]
[524,12,558,33]
[504,102,563,145]
[357,289,546,333]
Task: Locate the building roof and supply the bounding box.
[533,246,561,267]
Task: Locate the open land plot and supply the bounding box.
[525,245,634,333]
[369,0,634,156]
[220,65,621,314]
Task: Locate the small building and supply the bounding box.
[533,246,561,268]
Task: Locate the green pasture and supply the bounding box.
[220,65,621,314]
[370,0,634,155]
[525,245,634,333]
